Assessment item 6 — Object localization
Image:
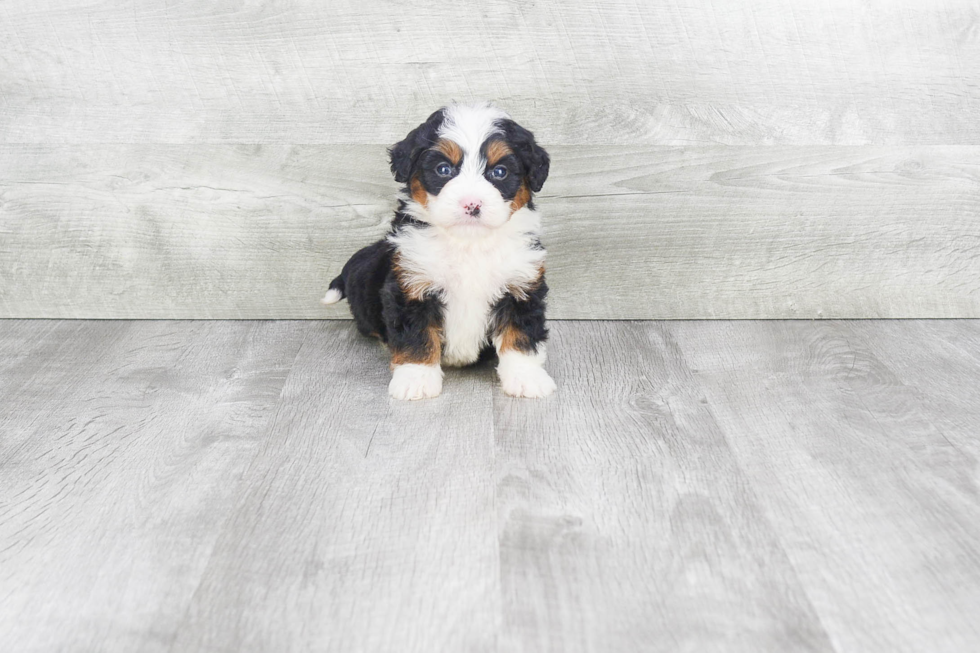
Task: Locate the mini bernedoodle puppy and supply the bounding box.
[322,102,555,400]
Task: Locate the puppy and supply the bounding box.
[322,102,555,400]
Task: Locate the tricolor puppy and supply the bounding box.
[322,102,555,400]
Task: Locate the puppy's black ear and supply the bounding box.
[501,120,550,193]
[388,109,445,184]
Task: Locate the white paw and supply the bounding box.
[388,364,443,400]
[497,348,555,398]
[500,365,556,398]
[320,288,343,305]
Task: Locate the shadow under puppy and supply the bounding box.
[322,102,555,400]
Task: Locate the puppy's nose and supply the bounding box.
[460,198,482,217]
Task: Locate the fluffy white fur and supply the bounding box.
[496,348,556,398]
[389,363,443,400]
[388,206,545,367]
[320,288,343,305]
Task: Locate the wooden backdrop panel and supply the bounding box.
[2,0,978,317]
[2,144,977,319]
[1,0,978,145]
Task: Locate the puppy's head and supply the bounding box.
[389,102,550,233]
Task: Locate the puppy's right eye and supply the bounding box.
[435,163,453,177]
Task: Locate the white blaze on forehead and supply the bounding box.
[438,102,510,175]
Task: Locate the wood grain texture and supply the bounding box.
[5,1,979,318]
[169,324,500,653]
[1,1,978,145]
[494,322,834,652]
[842,320,980,460]
[2,319,980,651]
[0,320,305,653]
[2,144,978,319]
[671,320,980,653]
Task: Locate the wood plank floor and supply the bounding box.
[1,320,978,653]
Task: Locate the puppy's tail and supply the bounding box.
[320,274,346,305]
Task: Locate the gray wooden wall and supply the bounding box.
[2,0,978,319]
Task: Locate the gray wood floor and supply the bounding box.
[1,320,978,653]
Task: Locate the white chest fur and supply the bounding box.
[388,209,546,367]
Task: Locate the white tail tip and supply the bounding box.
[321,288,343,305]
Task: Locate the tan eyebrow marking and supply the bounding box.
[485,140,513,166]
[434,139,463,164]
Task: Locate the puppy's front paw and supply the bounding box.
[500,365,556,398]
[389,364,443,400]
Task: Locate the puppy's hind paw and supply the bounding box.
[389,364,443,400]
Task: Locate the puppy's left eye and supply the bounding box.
[436,163,453,177]
[489,165,508,180]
